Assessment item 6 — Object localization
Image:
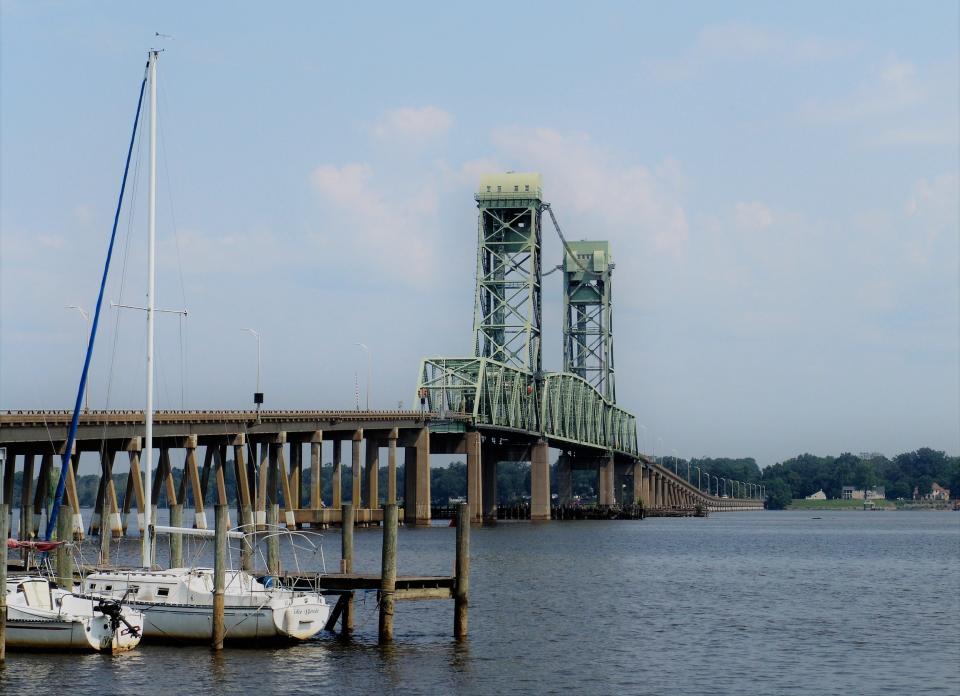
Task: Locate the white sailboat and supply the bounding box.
[81,49,330,644]
[4,575,143,653]
[80,565,328,642]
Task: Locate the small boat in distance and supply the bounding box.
[4,576,143,653]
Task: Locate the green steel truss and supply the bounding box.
[562,241,616,402]
[417,357,638,456]
[472,174,543,374]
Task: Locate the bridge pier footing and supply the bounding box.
[530,440,550,520]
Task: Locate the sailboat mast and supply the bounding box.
[143,49,158,568]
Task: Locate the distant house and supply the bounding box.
[806,489,827,500]
[842,486,885,500]
[928,483,951,501]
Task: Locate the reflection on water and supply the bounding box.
[2,512,958,695]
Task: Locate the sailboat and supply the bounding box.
[77,50,329,643]
[4,574,143,653]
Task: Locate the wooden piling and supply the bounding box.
[56,503,73,589]
[378,503,398,643]
[212,504,227,650]
[267,503,280,576]
[241,504,254,572]
[169,503,184,567]
[1,502,8,662]
[454,502,470,639]
[341,502,354,632]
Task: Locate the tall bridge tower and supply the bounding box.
[562,241,616,402]
[472,173,543,375]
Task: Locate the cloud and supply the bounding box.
[799,58,958,147]
[801,59,923,123]
[649,22,858,80]
[308,163,438,283]
[904,172,960,264]
[488,127,689,260]
[734,202,774,232]
[371,106,454,144]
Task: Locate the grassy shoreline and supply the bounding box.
[787,498,954,511]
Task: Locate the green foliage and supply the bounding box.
[765,479,792,510]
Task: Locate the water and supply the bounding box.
[3,511,958,695]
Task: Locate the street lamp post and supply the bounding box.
[66,305,91,411]
[355,343,371,410]
[694,466,701,492]
[241,328,262,412]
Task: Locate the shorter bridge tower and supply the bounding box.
[562,241,615,402]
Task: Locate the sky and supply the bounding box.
[1,1,957,468]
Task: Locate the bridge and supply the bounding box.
[0,173,762,543]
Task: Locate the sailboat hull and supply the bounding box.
[5,606,143,653]
[123,598,330,642]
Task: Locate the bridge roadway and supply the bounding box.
[0,409,762,540]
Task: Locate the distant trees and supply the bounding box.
[760,448,958,506]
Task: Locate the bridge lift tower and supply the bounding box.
[472,173,543,375]
[561,241,615,403]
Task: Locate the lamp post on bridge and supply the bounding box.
[712,475,718,497]
[639,424,648,456]
[240,328,263,414]
[694,466,701,492]
[354,343,372,410]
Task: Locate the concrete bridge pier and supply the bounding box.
[633,461,645,507]
[402,427,431,526]
[364,434,379,512]
[598,455,615,506]
[530,440,551,521]
[351,429,363,508]
[557,454,572,505]
[480,442,499,524]
[331,439,343,510]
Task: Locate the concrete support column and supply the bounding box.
[351,430,363,507]
[309,431,322,511]
[403,446,417,525]
[387,429,398,506]
[597,462,610,506]
[481,444,498,524]
[530,440,551,521]
[332,439,343,509]
[599,456,615,506]
[413,427,430,525]
[557,455,572,505]
[365,437,380,511]
[465,431,482,524]
[632,461,644,506]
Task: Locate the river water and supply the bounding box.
[2,511,958,695]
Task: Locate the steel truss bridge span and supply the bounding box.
[416,357,637,456]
